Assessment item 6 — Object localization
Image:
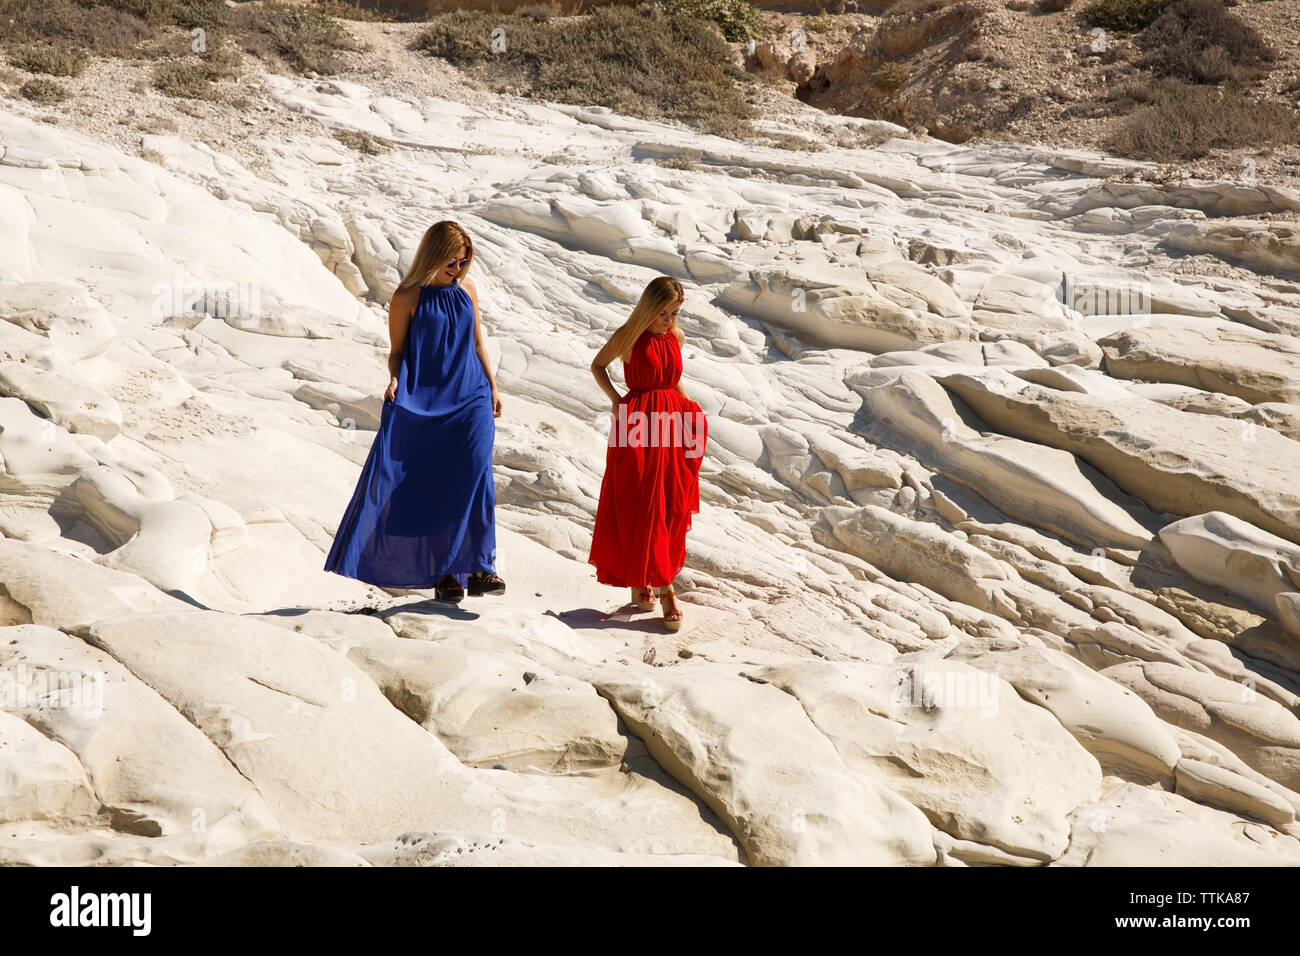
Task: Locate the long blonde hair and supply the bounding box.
[398,220,474,290]
[605,276,685,362]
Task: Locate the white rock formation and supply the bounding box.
[3,51,1300,866]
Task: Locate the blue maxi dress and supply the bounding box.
[324,277,497,587]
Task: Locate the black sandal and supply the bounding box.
[467,571,506,596]
[435,574,465,603]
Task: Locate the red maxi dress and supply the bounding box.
[589,329,707,588]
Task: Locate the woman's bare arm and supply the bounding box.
[591,335,624,407]
[384,286,419,401]
[462,277,501,416]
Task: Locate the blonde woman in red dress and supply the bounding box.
[588,276,708,631]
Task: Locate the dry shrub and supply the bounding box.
[239,2,361,74]
[1108,80,1300,160]
[886,0,966,14]
[415,7,756,137]
[333,128,394,154]
[1080,0,1173,32]
[153,55,236,98]
[930,118,976,143]
[311,0,395,21]
[514,3,559,20]
[872,60,909,91]
[0,0,158,59]
[768,132,828,151]
[1138,0,1277,84]
[875,1,984,59]
[0,0,357,77]
[20,77,71,103]
[10,44,89,76]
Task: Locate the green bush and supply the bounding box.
[661,0,762,42]
[1080,0,1172,31]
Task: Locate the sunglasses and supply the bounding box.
[446,257,469,269]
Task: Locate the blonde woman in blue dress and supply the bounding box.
[325,220,505,603]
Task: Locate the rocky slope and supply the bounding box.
[754,0,1300,191]
[3,26,1300,866]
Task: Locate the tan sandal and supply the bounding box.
[659,586,683,632]
[630,586,657,611]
